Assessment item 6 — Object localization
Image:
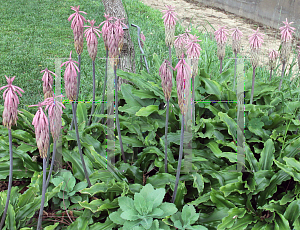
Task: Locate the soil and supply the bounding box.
[140,0,300,80]
[0,180,28,194]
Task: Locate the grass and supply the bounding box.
[0,0,298,113]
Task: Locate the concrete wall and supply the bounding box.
[193,0,300,39]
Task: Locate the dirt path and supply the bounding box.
[140,0,300,81]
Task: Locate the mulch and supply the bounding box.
[0,180,29,194]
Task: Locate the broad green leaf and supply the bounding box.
[259,139,275,170]
[274,159,300,182]
[200,77,221,100]
[76,102,88,128]
[220,182,244,197]
[230,213,256,229]
[218,112,237,142]
[147,173,176,189]
[192,173,204,195]
[210,188,235,209]
[284,157,300,172]
[67,209,92,230]
[140,217,153,229]
[89,217,117,230]
[207,141,237,163]
[157,203,177,217]
[217,207,246,230]
[109,209,126,225]
[284,199,300,223]
[136,105,159,116]
[44,222,59,230]
[274,213,290,230]
[80,182,108,196]
[182,204,199,226]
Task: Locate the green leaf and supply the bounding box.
[67,209,92,230]
[274,213,290,230]
[210,188,235,209]
[140,217,153,229]
[44,222,59,230]
[200,77,221,100]
[90,217,117,230]
[230,213,256,230]
[147,173,176,189]
[274,160,300,182]
[192,173,204,195]
[76,103,88,129]
[217,207,247,230]
[136,105,159,116]
[109,209,126,225]
[283,157,300,172]
[157,203,177,217]
[284,199,300,223]
[182,204,199,226]
[207,141,237,163]
[80,182,108,196]
[218,112,237,142]
[259,139,275,170]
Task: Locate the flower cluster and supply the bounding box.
[214,26,229,60]
[84,19,101,61]
[248,27,265,68]
[185,34,202,77]
[0,76,24,129]
[268,49,279,70]
[41,68,56,99]
[28,102,49,159]
[159,59,174,102]
[161,5,178,46]
[61,51,80,101]
[68,5,87,55]
[230,27,243,54]
[279,18,295,64]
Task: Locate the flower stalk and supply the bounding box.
[68,5,87,130]
[268,49,279,81]
[230,27,243,91]
[84,19,101,126]
[61,51,91,187]
[278,18,295,91]
[171,54,191,203]
[0,76,24,230]
[159,60,174,173]
[214,26,229,74]
[162,5,178,88]
[248,27,264,104]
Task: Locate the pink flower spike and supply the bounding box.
[279,18,296,42]
[61,51,80,100]
[268,49,279,60]
[161,5,178,29]
[99,13,115,49]
[185,34,202,59]
[68,5,87,30]
[248,27,264,50]
[29,102,49,158]
[84,19,101,45]
[0,75,24,129]
[214,25,229,44]
[230,27,243,41]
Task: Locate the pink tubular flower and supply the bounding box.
[0,76,24,129]
[214,26,229,44]
[84,19,101,61]
[140,31,145,48]
[68,5,87,31]
[174,34,187,58]
[186,34,202,77]
[161,5,178,46]
[44,94,65,141]
[28,102,49,159]
[41,68,56,99]
[268,49,278,70]
[106,17,127,66]
[248,27,264,50]
[68,5,87,55]
[114,17,127,53]
[161,5,178,29]
[230,27,243,54]
[279,18,295,42]
[175,54,191,116]
[99,13,115,50]
[159,59,174,102]
[61,51,80,101]
[185,34,202,59]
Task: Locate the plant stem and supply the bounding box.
[269,68,273,81]
[114,65,126,163]
[70,54,81,130]
[164,100,169,173]
[45,140,56,189]
[37,158,47,230]
[0,129,13,230]
[100,49,109,124]
[278,61,286,91]
[220,58,223,74]
[71,102,92,187]
[169,46,174,87]
[233,52,237,91]
[46,112,51,169]
[192,75,195,125]
[171,114,185,204]
[88,60,96,126]
[250,67,256,104]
